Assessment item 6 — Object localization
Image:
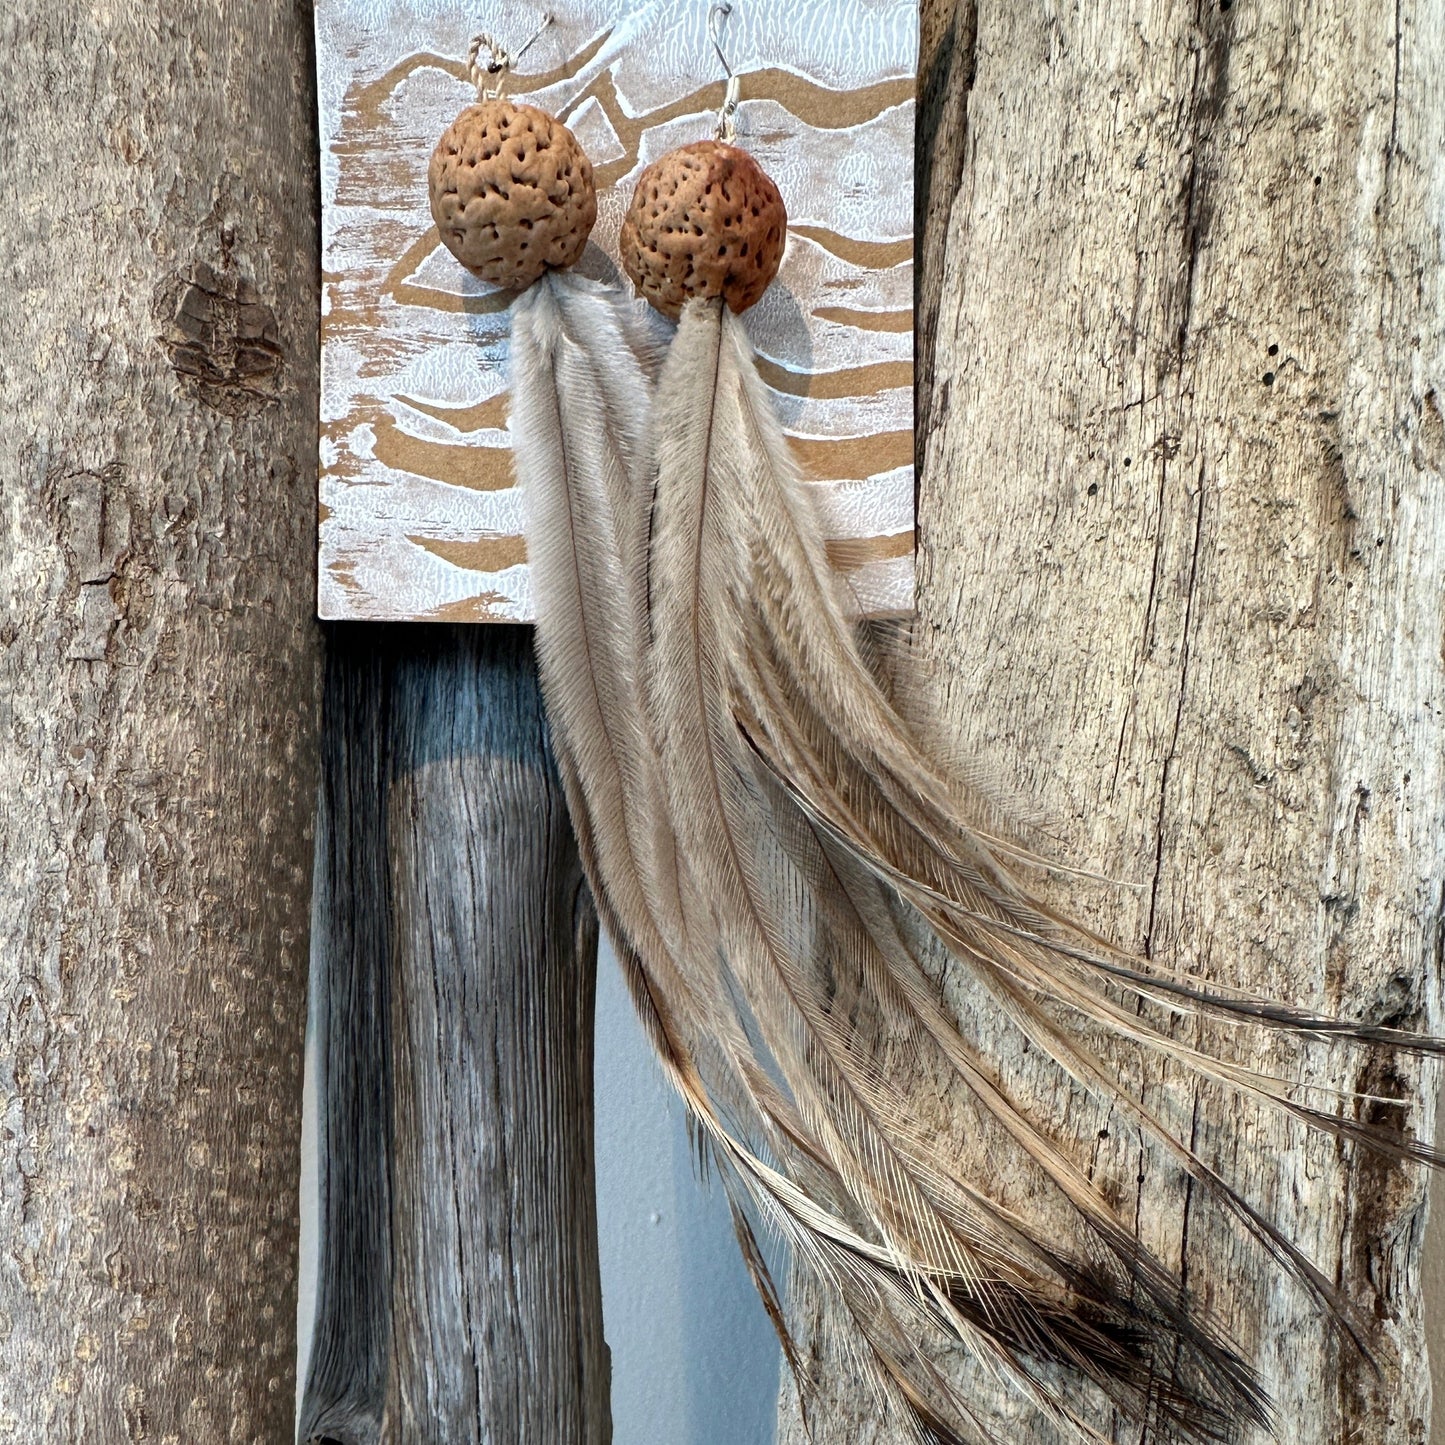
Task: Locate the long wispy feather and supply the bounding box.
[518,280,1442,1444]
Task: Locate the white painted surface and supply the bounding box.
[314,0,917,622]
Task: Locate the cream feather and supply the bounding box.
[640,299,1443,1443]
[517,278,1443,1444]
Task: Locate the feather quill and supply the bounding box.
[517,278,1442,1443]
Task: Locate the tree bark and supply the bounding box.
[781,2,1445,1441]
[0,3,322,1440]
[300,626,611,1445]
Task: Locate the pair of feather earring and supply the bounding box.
[426,15,1443,1443]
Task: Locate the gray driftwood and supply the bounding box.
[0,1,323,1438]
[780,1,1445,1440]
[300,626,611,1445]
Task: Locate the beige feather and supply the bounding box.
[638,298,1442,1443]
[518,279,1442,1444]
[515,277,1007,1438]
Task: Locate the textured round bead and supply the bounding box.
[428,100,596,290]
[620,141,787,319]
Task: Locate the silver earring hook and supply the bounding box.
[709,3,742,143]
[469,12,553,100]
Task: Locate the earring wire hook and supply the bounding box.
[469,12,554,101]
[709,3,742,143]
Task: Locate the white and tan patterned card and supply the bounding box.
[316,0,917,622]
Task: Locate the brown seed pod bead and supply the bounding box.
[620,140,787,320]
[428,99,597,291]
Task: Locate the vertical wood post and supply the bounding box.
[0,3,323,1439]
[781,2,1445,1440]
[299,639,393,1442]
[301,626,610,1445]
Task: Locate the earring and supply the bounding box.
[428,19,596,292]
[617,19,785,320]
[426,20,658,874]
[527,5,1445,1442]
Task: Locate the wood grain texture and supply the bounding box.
[300,626,610,1445]
[0,2,323,1439]
[315,0,917,623]
[300,638,393,1445]
[780,1,1445,1440]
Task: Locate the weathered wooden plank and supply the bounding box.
[300,626,610,1445]
[781,1,1445,1440]
[0,2,324,1438]
[300,636,394,1443]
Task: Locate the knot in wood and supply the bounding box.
[428,101,596,291]
[620,141,787,320]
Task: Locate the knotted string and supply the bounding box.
[468,13,553,100]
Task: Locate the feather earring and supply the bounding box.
[511,7,1445,1443]
[425,18,659,868]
